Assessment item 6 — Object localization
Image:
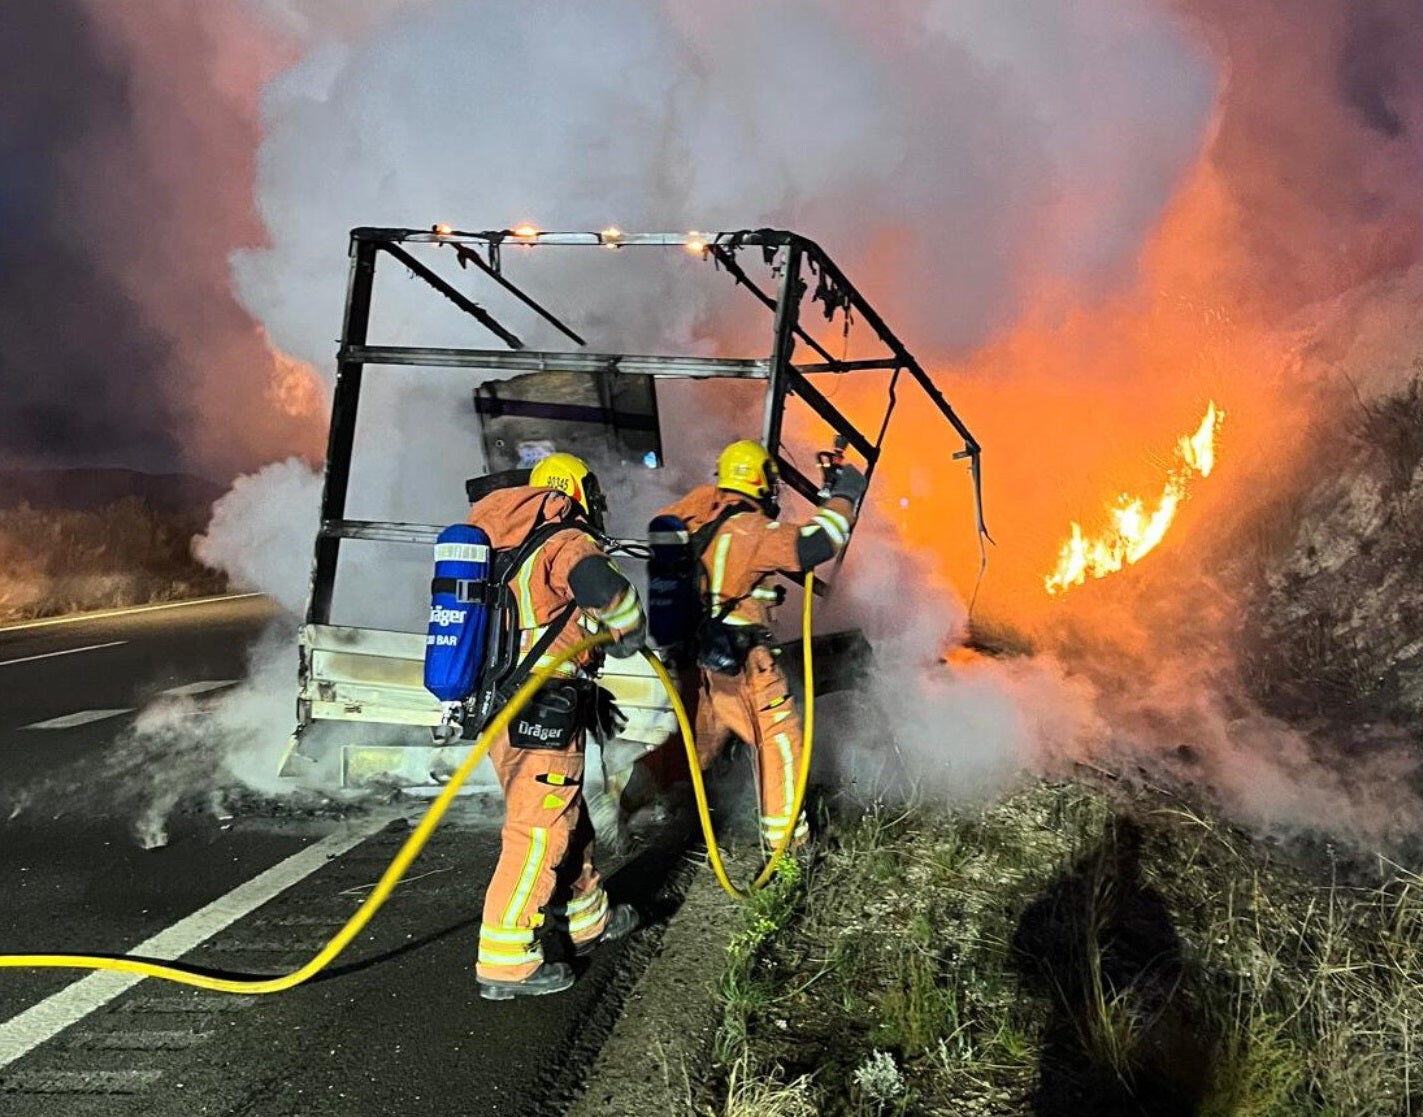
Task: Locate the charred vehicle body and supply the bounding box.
[282,226,984,791]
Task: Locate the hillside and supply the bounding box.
[0,469,227,622]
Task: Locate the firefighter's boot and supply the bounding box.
[575,904,639,956]
[478,961,575,1002]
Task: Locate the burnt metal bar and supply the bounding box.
[472,394,659,432]
[775,455,821,505]
[320,519,444,545]
[793,237,979,453]
[761,242,804,453]
[792,234,988,539]
[378,242,524,350]
[341,345,769,379]
[446,241,586,347]
[308,237,377,626]
[786,366,878,464]
[796,358,901,374]
[708,244,839,366]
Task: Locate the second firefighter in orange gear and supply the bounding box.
[657,439,864,848]
[472,453,646,1001]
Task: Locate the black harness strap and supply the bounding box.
[489,601,579,711]
[480,502,593,717]
[692,502,760,623]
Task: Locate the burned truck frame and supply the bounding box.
[286,226,983,788]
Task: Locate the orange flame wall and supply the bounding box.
[836,0,1423,639]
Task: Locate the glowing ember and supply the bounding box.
[511,222,540,240]
[601,226,623,244]
[433,222,453,237]
[1045,402,1224,596]
[685,230,708,256]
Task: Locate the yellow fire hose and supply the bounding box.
[646,570,816,898]
[0,573,817,991]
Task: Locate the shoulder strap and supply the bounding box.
[690,502,752,558]
[487,505,598,705]
[475,503,589,718]
[488,601,579,711]
[691,502,757,622]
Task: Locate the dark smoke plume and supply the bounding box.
[0,0,324,480]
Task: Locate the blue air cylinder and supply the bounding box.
[423,524,493,703]
[646,514,699,649]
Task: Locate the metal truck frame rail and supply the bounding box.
[309,225,985,627]
[289,226,984,782]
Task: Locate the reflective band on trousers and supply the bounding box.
[501,826,548,928]
[435,542,490,563]
[773,732,795,819]
[477,939,543,968]
[478,922,543,968]
[567,890,609,937]
[762,813,810,841]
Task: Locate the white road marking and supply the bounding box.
[0,816,387,1072]
[159,680,240,698]
[0,641,127,668]
[0,593,264,634]
[23,709,136,730]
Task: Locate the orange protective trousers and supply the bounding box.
[696,646,810,847]
[476,729,610,983]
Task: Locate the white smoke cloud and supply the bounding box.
[233,0,1214,369]
[194,456,323,614]
[159,0,1217,835]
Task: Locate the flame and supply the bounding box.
[1045,402,1224,597]
[685,230,708,256]
[433,222,453,237]
[511,222,540,241]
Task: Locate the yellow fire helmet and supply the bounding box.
[716,439,779,501]
[530,451,607,528]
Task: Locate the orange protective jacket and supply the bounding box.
[657,484,856,626]
[467,486,642,675]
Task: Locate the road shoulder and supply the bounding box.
[568,857,741,1117]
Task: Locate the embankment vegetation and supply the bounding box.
[705,779,1423,1116]
[0,499,225,623]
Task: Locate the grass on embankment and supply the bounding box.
[703,780,1423,1116]
[0,500,225,623]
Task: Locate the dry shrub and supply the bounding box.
[0,499,224,622]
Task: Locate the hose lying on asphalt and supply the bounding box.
[0,573,819,989]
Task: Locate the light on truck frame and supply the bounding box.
[685,230,708,256]
[601,226,623,246]
[512,222,540,241]
[433,223,453,237]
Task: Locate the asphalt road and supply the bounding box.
[0,598,681,1116]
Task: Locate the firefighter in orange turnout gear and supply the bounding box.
[658,440,865,849]
[472,453,646,1001]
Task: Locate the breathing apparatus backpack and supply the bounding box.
[423,508,584,735]
[646,504,769,673]
[424,524,495,705]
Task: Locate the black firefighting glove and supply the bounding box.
[829,463,868,504]
[589,685,629,744]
